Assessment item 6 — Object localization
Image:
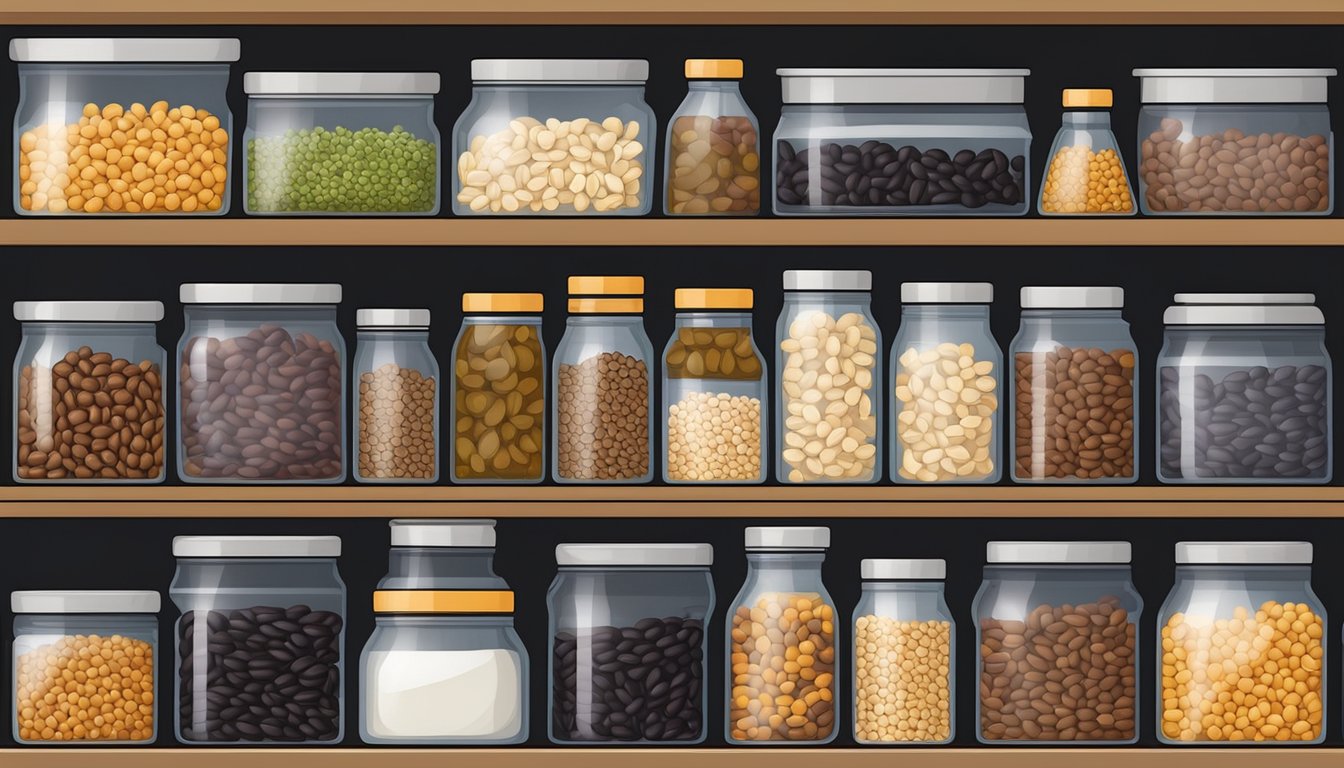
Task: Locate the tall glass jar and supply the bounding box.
[1157,541,1325,745]
[552,277,653,483]
[13,301,166,483]
[852,559,954,745]
[451,293,545,484]
[1039,89,1135,215]
[1010,287,1138,483]
[777,270,881,484]
[663,288,767,483]
[891,282,1001,484]
[665,59,761,216]
[727,526,837,745]
[547,543,714,744]
[353,309,438,484]
[973,541,1141,745]
[379,519,509,590]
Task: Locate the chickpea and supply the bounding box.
[15,633,154,742]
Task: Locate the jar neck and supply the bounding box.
[746,550,826,571]
[1063,111,1113,128]
[861,580,945,595]
[784,290,872,306]
[1176,564,1313,579]
[674,311,753,328]
[461,314,539,326]
[357,328,429,342]
[386,547,498,581]
[902,304,988,320]
[688,80,743,95]
[1021,309,1124,325]
[567,314,645,325]
[374,614,515,628]
[22,321,157,336]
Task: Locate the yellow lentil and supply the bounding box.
[1041,145,1133,214]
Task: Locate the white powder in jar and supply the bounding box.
[365,649,523,740]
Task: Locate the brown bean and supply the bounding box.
[556,352,649,480]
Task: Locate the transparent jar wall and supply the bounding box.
[177,305,346,483]
[1137,103,1333,215]
[1156,326,1331,484]
[664,82,761,215]
[15,63,233,215]
[1156,565,1326,744]
[452,84,655,215]
[359,616,528,744]
[451,316,546,484]
[244,96,440,215]
[13,613,158,743]
[14,321,166,483]
[551,315,654,483]
[547,566,714,743]
[772,104,1030,216]
[973,565,1141,744]
[851,581,955,744]
[890,305,1001,484]
[353,329,439,484]
[1039,112,1136,215]
[1009,310,1138,483]
[378,546,509,590]
[776,292,881,484]
[170,557,347,744]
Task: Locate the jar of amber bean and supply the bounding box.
[1039,89,1135,215]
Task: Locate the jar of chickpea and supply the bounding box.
[1038,89,1135,216]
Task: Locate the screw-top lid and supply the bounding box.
[462,293,544,314]
[471,59,649,83]
[861,558,946,580]
[1062,88,1113,108]
[1021,287,1123,309]
[244,72,440,95]
[390,519,496,548]
[1176,541,1313,565]
[180,283,342,304]
[12,590,161,614]
[173,536,342,558]
[568,276,644,296]
[14,301,164,322]
[1133,68,1336,104]
[1163,293,1323,326]
[556,543,713,567]
[675,288,753,310]
[373,590,514,614]
[1174,293,1316,304]
[10,38,240,63]
[777,68,1029,105]
[987,541,1131,564]
[901,282,994,304]
[745,526,831,550]
[356,308,430,329]
[783,270,871,291]
[686,59,743,79]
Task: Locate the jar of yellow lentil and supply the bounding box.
[1038,89,1135,216]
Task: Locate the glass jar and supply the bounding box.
[773,68,1031,216]
[452,59,655,215]
[777,270,881,484]
[353,309,438,484]
[1157,293,1331,484]
[1134,68,1335,215]
[451,293,546,484]
[11,37,238,215]
[973,541,1141,744]
[727,526,837,745]
[177,283,346,483]
[170,535,346,744]
[891,282,1001,484]
[852,559,954,745]
[1039,89,1135,215]
[663,288,767,484]
[243,72,440,215]
[665,59,761,216]
[1010,287,1137,483]
[548,543,714,744]
[13,301,166,483]
[552,277,653,483]
[11,590,160,744]
[1158,541,1325,745]
[379,519,508,590]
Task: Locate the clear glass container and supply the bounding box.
[891,282,1001,484]
[243,72,440,215]
[170,536,346,744]
[852,559,954,745]
[13,301,166,483]
[353,309,439,484]
[11,38,238,215]
[552,277,653,483]
[1134,68,1335,215]
[663,289,767,484]
[378,519,509,590]
[1157,293,1331,484]
[776,270,881,484]
[973,541,1141,744]
[1157,541,1325,745]
[665,59,761,216]
[177,283,346,483]
[1039,89,1135,215]
[548,543,714,744]
[11,590,160,744]
[1010,287,1137,483]
[451,293,546,484]
[727,526,837,745]
[452,59,655,215]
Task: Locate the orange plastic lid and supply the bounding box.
[1062,89,1113,108]
[686,59,743,79]
[373,590,515,614]
[462,293,543,313]
[568,276,645,296]
[675,288,753,310]
[568,298,644,314]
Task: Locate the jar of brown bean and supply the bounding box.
[353,309,439,483]
[664,60,761,216]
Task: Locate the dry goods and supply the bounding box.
[667,115,760,214]
[357,363,436,480]
[15,633,155,742]
[1014,346,1135,480]
[1041,145,1133,213]
[666,327,760,380]
[365,649,522,740]
[730,593,836,741]
[556,351,649,480]
[895,343,998,482]
[666,326,764,482]
[455,323,544,480]
[854,615,952,742]
[247,126,437,213]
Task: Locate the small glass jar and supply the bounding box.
[1039,89,1135,215]
[852,559,954,745]
[177,283,346,483]
[727,526,838,745]
[548,543,714,744]
[663,288,767,484]
[452,59,655,215]
[891,282,1002,484]
[451,293,546,484]
[973,541,1141,745]
[13,301,166,483]
[552,277,653,483]
[378,519,509,591]
[777,270,881,484]
[665,59,761,216]
[1157,541,1325,745]
[11,590,160,744]
[1010,287,1137,483]
[170,535,346,744]
[1157,293,1331,484]
[353,309,438,484]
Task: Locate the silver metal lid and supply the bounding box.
[244,72,440,95]
[173,536,342,558]
[14,301,164,322]
[357,308,431,329]
[390,519,495,548]
[902,282,993,304]
[10,38,240,63]
[778,68,1029,105]
[1133,68,1336,104]
[471,59,648,83]
[1164,293,1323,326]
[555,543,713,567]
[12,590,161,614]
[1176,541,1312,565]
[783,270,871,291]
[745,526,830,550]
[987,541,1131,564]
[180,283,342,304]
[861,558,946,580]
[1021,287,1123,309]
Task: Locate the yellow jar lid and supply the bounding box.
[568,275,645,296]
[675,288,754,310]
[568,298,644,314]
[1062,89,1113,108]
[686,59,743,79]
[462,293,543,313]
[373,590,515,614]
